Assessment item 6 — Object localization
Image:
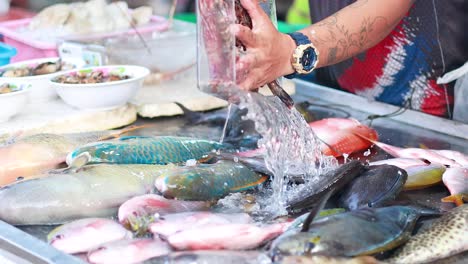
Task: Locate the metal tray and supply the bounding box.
[0,81,467,263]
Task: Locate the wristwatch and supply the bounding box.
[284,32,319,79]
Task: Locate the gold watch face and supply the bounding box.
[291,44,319,74]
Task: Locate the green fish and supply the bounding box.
[0,164,172,225]
[387,205,468,264]
[155,160,268,201]
[66,136,225,170]
[270,206,438,258]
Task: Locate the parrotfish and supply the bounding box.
[47,218,132,254]
[66,136,225,169]
[309,118,378,157]
[387,205,468,264]
[117,194,210,232]
[441,167,468,206]
[143,250,272,264]
[0,126,142,186]
[87,238,172,264]
[286,209,347,232]
[276,256,381,264]
[168,222,289,250]
[149,212,252,237]
[0,164,171,225]
[286,161,366,215]
[354,137,461,167]
[403,164,446,190]
[155,160,268,201]
[270,206,437,258]
[336,165,408,210]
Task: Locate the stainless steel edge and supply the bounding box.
[294,79,468,140]
[0,221,84,264]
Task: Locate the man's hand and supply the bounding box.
[232,0,296,91]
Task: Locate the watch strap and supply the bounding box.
[284,32,312,79]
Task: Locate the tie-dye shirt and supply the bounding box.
[308,0,467,118]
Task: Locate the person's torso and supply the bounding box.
[308,0,467,118]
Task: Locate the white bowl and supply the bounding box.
[0,82,30,123]
[51,65,150,111]
[0,57,84,102]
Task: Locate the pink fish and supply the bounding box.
[87,238,171,264]
[118,194,210,229]
[370,158,428,169]
[0,126,145,187]
[149,212,252,237]
[167,222,289,250]
[435,150,468,167]
[354,136,461,167]
[441,167,468,206]
[48,218,132,254]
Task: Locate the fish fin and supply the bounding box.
[118,136,153,141]
[174,102,204,125]
[99,125,154,141]
[352,133,402,157]
[441,194,467,207]
[67,152,91,172]
[301,190,333,232]
[267,81,294,109]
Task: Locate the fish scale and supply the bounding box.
[387,205,468,264]
[67,136,225,166]
[156,160,267,201]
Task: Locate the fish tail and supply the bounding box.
[99,125,154,141]
[267,81,294,109]
[441,194,467,206]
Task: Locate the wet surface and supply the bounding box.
[7,96,468,263]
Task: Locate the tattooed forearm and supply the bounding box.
[298,0,414,67]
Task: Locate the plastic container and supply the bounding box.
[0,16,169,63]
[104,19,196,73]
[196,0,279,101]
[0,42,16,66]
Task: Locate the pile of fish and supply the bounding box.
[0,101,467,264]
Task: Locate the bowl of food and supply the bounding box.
[51,65,150,111]
[0,82,30,122]
[0,57,83,101]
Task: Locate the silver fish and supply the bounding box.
[0,164,172,225]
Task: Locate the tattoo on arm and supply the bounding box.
[310,0,390,65]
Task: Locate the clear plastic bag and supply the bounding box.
[437,61,468,123]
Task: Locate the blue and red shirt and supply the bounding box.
[308,0,467,118]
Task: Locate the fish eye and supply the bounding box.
[55,234,64,240]
[16,176,24,181]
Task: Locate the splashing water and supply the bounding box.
[219,103,233,143]
[239,92,337,215]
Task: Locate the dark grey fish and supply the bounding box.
[286,161,366,215]
[270,206,438,259]
[336,165,408,210]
